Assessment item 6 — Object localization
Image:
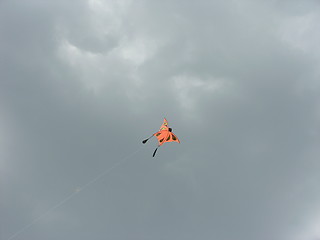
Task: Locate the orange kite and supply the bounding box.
[142,118,180,157]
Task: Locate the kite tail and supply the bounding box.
[152,147,159,157]
[142,135,154,144]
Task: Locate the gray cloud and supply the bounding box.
[1,0,320,240]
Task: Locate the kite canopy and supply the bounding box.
[153,118,180,146]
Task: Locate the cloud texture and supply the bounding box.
[1,0,320,239]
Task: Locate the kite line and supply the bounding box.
[6,146,143,240]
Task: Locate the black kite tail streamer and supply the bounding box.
[152,147,159,157]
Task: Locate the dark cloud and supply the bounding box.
[1,0,320,240]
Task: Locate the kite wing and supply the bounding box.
[165,132,180,143]
[154,131,180,146]
[153,131,169,146]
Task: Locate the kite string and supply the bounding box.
[6,146,143,240]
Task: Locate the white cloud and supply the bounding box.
[294,213,320,240]
[57,39,107,92]
[280,11,320,54]
[119,36,158,66]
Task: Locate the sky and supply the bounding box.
[1,0,320,239]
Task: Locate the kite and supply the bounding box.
[142,118,180,157]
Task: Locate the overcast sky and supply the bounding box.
[1,0,320,239]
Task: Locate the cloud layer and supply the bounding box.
[1,0,320,239]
